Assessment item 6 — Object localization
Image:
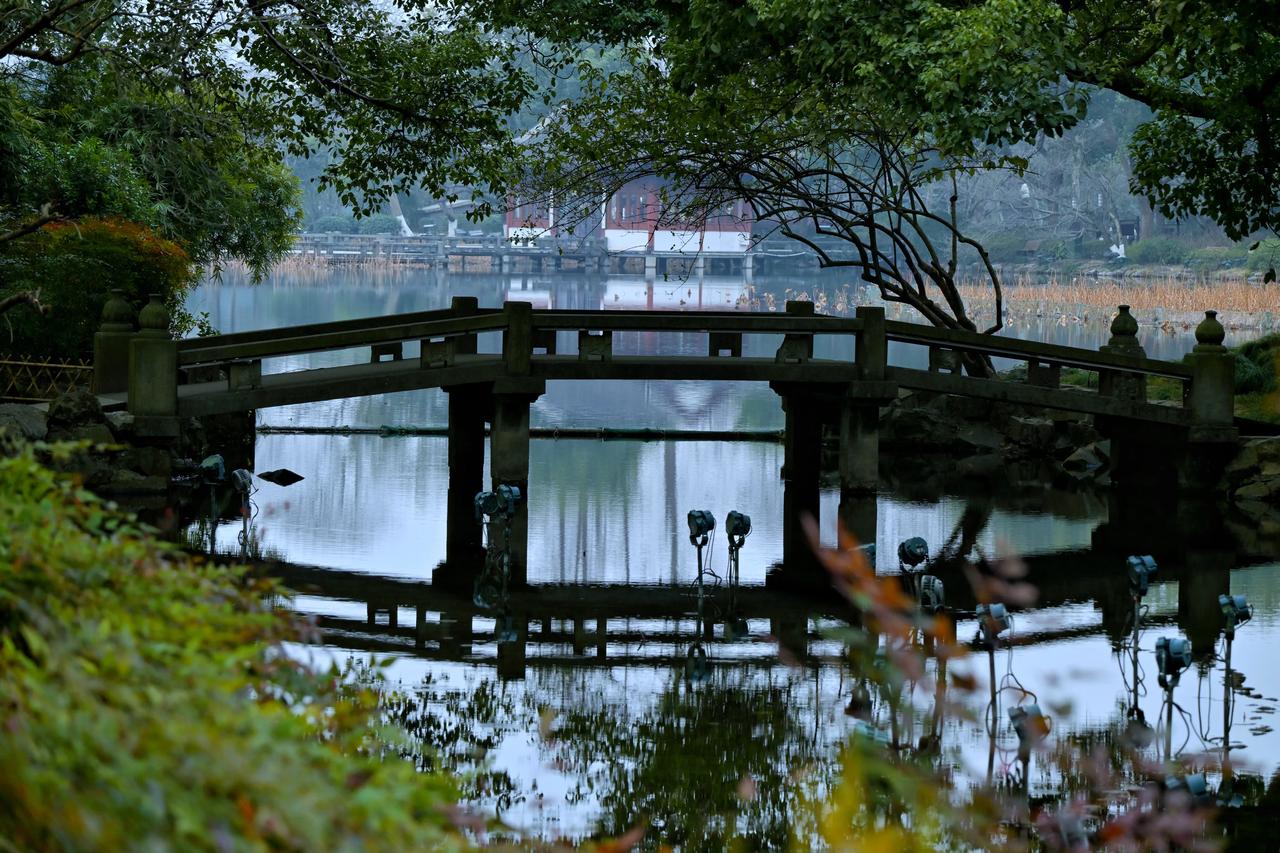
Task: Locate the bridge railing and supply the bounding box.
[176,302,506,367]
[883,319,1195,382]
[519,300,867,369]
[117,295,1233,439]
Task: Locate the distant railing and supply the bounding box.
[0,354,92,402]
[289,231,605,259]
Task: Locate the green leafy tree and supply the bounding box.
[0,0,542,272]
[484,0,1280,292]
[514,51,1011,355]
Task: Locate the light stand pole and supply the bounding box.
[686,510,715,682]
[1219,594,1252,781]
[726,510,750,613]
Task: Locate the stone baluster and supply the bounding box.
[128,294,179,437]
[92,289,136,394]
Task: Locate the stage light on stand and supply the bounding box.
[975,602,1013,746]
[231,468,253,494]
[1156,637,1192,688]
[1009,703,1051,761]
[1165,772,1211,806]
[475,484,522,522]
[1120,555,1158,749]
[230,469,255,559]
[919,575,946,615]
[1155,635,1192,763]
[898,537,929,571]
[684,509,716,684]
[724,510,751,639]
[725,510,751,542]
[473,486,524,611]
[1219,592,1251,780]
[976,602,1011,648]
[199,454,225,484]
[687,509,715,545]
[1126,555,1158,597]
[1220,594,1252,638]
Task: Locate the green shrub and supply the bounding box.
[1070,238,1114,260]
[1126,236,1189,265]
[1247,238,1280,272]
[977,232,1032,264]
[309,214,358,233]
[0,217,195,358]
[1188,245,1249,269]
[356,214,402,235]
[1234,333,1280,394]
[0,449,462,850]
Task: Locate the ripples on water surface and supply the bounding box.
[188,268,1280,845]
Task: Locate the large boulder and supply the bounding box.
[0,403,47,441]
[1221,438,1280,505]
[46,388,104,427]
[1006,415,1055,451]
[1063,442,1110,474]
[956,423,1004,453]
[64,423,115,446]
[105,411,135,441]
[881,404,963,450]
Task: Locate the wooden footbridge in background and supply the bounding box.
[94,293,1239,586]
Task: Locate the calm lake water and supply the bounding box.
[188,267,1280,847]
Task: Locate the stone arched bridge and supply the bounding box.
[93,295,1239,584]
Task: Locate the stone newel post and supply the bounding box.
[128,294,180,437]
[1099,305,1147,401]
[92,289,136,394]
[1187,310,1236,439]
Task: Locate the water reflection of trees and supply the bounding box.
[550,677,819,850]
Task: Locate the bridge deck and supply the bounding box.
[121,300,1232,442]
[175,350,1191,426]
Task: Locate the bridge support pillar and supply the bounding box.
[443,383,489,573]
[771,385,824,586]
[496,617,527,681]
[489,379,545,586]
[837,402,880,548]
[839,402,879,494]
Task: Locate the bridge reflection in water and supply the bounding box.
[235,478,1280,842]
[149,277,1273,842]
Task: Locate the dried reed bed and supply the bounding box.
[961,275,1280,316]
[208,255,434,284]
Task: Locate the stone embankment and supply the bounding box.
[0,388,199,494]
[872,391,1107,490]
[1222,440,1280,530]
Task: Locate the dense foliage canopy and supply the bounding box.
[493,0,1280,242]
[0,0,541,275]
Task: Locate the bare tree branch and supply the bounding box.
[0,207,58,246]
[0,289,48,318]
